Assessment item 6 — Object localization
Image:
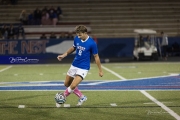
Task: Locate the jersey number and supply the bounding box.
[78,50,82,56]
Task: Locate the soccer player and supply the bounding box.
[57,25,103,107]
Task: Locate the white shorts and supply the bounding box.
[67,65,88,79]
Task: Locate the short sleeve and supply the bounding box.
[91,42,98,55]
[73,36,77,48]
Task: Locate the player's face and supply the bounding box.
[76,32,87,40]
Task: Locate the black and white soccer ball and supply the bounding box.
[55,92,66,104]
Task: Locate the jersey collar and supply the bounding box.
[81,36,89,42]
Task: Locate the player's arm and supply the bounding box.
[57,46,76,61]
[94,54,103,77]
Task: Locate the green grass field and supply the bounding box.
[0,62,180,120]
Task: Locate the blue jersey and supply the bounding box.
[72,36,98,70]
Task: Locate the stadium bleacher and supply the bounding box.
[24,25,91,39]
[0,0,180,38]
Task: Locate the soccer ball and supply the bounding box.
[55,92,66,104]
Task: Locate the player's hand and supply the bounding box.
[99,71,103,77]
[57,54,66,61]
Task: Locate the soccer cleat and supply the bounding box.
[76,95,87,106]
[56,103,61,108]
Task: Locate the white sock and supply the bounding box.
[67,87,73,93]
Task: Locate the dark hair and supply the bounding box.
[75,25,87,33]
[161,31,164,34]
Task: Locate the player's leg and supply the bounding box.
[64,75,88,106]
[72,69,88,106]
[63,65,84,97]
[63,65,77,97]
[63,66,88,106]
[64,75,82,97]
[69,68,88,97]
[64,75,73,87]
[73,86,83,98]
[66,75,87,106]
[64,75,83,98]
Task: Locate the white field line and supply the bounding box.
[0,66,12,72]
[101,65,180,120]
[101,66,126,80]
[18,105,25,108]
[143,102,173,104]
[110,103,117,106]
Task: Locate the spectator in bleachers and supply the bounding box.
[161,31,168,60]
[49,32,57,39]
[66,32,74,39]
[1,24,8,40]
[41,11,51,25]
[34,7,42,25]
[16,25,25,39]
[41,6,50,25]
[49,9,58,25]
[56,6,63,21]
[40,33,47,39]
[18,6,63,26]
[49,6,55,13]
[15,6,63,26]
[59,32,67,39]
[19,10,28,25]
[41,11,47,25]
[28,11,34,25]
[8,24,15,39]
